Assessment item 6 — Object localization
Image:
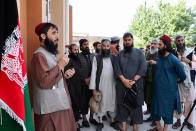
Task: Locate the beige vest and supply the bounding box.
[32,47,70,115]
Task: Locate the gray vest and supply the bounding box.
[32,47,70,115]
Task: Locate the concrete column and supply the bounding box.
[50,0,68,59]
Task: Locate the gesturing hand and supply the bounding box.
[64,68,75,79]
[181,56,190,63]
[149,60,156,65]
[58,54,70,70]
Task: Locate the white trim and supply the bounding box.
[0,99,26,131]
[3,26,20,56]
[65,0,69,54]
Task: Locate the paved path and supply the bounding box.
[79,104,195,131]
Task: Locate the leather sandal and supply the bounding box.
[187,123,195,131]
[172,121,181,129]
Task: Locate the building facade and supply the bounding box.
[17,0,73,107]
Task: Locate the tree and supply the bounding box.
[129,0,196,47]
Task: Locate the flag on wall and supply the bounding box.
[0,0,34,131]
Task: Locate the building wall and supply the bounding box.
[18,0,73,107]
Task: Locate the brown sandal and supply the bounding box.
[172,121,181,129]
[187,123,195,131]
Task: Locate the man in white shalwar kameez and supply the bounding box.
[89,39,119,131]
[173,34,195,131]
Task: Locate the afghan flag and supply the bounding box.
[0,0,34,131]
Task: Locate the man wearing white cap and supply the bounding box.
[111,36,120,54]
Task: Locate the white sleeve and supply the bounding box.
[89,57,97,90]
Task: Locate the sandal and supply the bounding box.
[120,128,126,131]
[147,127,158,131]
[172,121,181,129]
[187,123,195,131]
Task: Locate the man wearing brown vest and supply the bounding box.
[31,23,76,131]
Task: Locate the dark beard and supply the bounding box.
[101,49,110,57]
[176,44,185,53]
[44,37,59,54]
[124,44,133,53]
[96,49,100,54]
[116,45,120,51]
[81,47,90,55]
[69,53,78,60]
[158,48,167,57]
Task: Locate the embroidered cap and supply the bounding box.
[160,35,172,44]
[35,23,46,36]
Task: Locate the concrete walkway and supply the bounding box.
[79,104,195,131]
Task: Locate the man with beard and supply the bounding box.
[110,36,120,54]
[148,35,186,131]
[172,34,195,130]
[31,23,77,131]
[93,41,101,55]
[114,32,147,131]
[78,39,98,127]
[89,39,119,131]
[187,45,196,88]
[143,38,159,126]
[64,43,83,131]
[93,41,111,121]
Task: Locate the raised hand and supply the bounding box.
[58,54,70,70]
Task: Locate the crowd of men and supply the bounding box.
[31,22,196,131]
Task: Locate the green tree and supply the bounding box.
[129,0,196,47]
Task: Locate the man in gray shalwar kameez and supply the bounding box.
[114,32,147,131]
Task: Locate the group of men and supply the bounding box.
[31,22,195,131]
[144,35,195,131]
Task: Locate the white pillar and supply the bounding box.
[65,0,69,55]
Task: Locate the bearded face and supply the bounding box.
[81,47,90,55]
[44,37,59,54]
[175,37,185,53]
[124,44,133,53]
[123,36,134,53]
[81,41,90,55]
[101,49,110,57]
[158,47,167,57]
[96,43,101,54]
[176,44,185,53]
[158,40,167,57]
[150,46,158,54]
[69,45,79,60]
[101,40,111,57]
[42,27,59,55]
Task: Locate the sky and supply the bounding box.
[69,0,196,37]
